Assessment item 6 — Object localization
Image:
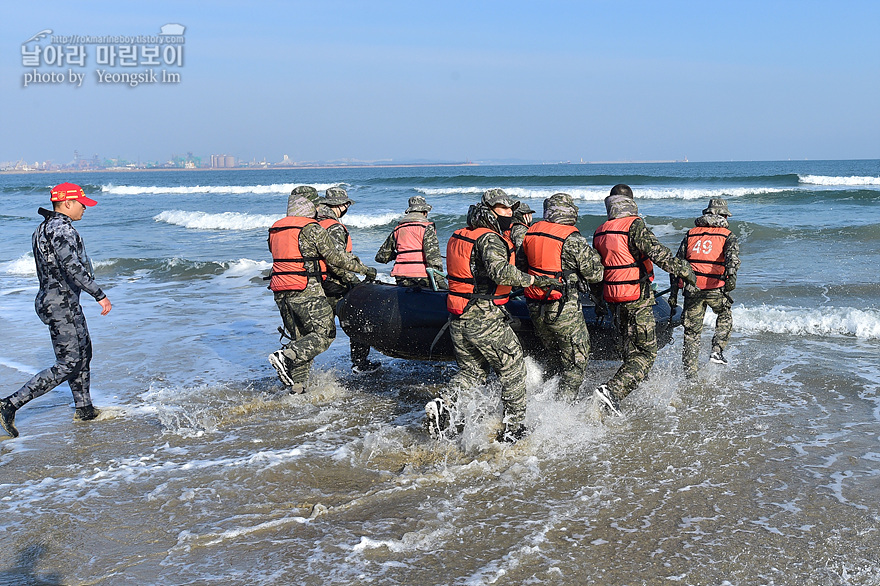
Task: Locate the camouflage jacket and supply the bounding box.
[315,204,361,289]
[672,214,741,296]
[274,221,373,297]
[458,204,533,320]
[603,196,692,302]
[516,229,604,304]
[374,212,444,273]
[32,208,105,316]
[508,221,529,251]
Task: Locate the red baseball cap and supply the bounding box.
[50,182,98,206]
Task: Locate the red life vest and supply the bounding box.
[446,227,515,315]
[522,221,579,301]
[593,216,654,303]
[317,217,353,280]
[267,216,323,292]
[682,226,730,290]
[390,221,432,278]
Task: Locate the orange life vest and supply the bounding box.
[446,227,515,315]
[390,221,432,278]
[522,221,579,301]
[267,216,323,292]
[317,217,353,281]
[682,226,730,290]
[593,216,654,303]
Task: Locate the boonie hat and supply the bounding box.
[517,202,536,215]
[405,196,432,214]
[482,188,519,210]
[703,198,732,217]
[290,185,321,206]
[323,187,355,206]
[50,182,97,206]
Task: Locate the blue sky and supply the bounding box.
[2,1,878,164]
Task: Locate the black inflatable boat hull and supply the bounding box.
[338,282,682,362]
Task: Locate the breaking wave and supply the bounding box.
[414,186,786,201]
[733,305,880,339]
[154,210,280,230]
[103,183,343,196]
[798,175,880,187]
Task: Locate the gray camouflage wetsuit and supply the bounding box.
[9,208,107,409]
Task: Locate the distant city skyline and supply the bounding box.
[3,1,878,165]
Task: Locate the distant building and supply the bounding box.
[211,154,236,168]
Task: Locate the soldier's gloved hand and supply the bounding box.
[723,276,736,292]
[533,276,562,290]
[668,294,678,313]
[594,300,608,318]
[363,267,377,281]
[680,264,698,287]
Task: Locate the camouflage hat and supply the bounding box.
[702,198,732,217]
[290,185,320,206]
[543,193,579,225]
[481,188,519,210]
[287,193,317,218]
[605,194,639,219]
[323,186,355,206]
[405,196,432,214]
[516,201,536,215]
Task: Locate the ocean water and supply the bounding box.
[1,160,880,584]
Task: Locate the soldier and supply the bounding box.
[508,201,535,251]
[517,193,604,400]
[1,183,112,439]
[669,198,740,378]
[267,191,377,393]
[316,187,381,374]
[590,184,696,416]
[375,195,447,289]
[425,189,558,443]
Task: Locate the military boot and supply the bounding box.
[496,423,529,444]
[1,398,19,438]
[593,385,622,417]
[74,405,101,421]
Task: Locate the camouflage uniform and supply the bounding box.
[375,207,447,289]
[272,196,376,386]
[672,205,741,378]
[446,201,534,429]
[7,208,106,410]
[516,194,604,400]
[597,194,696,403]
[508,201,535,252]
[315,196,375,368]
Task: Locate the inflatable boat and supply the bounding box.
[337,281,682,362]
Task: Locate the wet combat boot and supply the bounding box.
[0,398,18,438]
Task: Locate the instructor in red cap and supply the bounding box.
[1,183,112,439]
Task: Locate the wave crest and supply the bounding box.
[104,183,344,196]
[798,175,880,186]
[733,305,880,339]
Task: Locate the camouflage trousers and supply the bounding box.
[682,291,733,377]
[605,296,657,401]
[447,309,528,427]
[275,290,336,385]
[527,298,590,400]
[10,304,93,409]
[325,293,370,366]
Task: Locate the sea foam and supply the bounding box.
[2,253,36,276]
[798,175,880,187]
[415,186,784,201]
[732,305,880,339]
[154,210,281,230]
[103,183,343,196]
